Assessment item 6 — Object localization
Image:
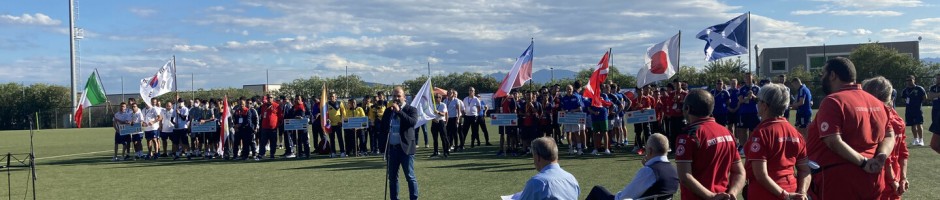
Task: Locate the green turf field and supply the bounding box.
[1,108,939,199]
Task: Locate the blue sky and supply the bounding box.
[1,0,937,93]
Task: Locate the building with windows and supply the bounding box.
[757,41,919,77]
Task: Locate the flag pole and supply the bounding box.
[173,55,178,97]
[678,31,682,72]
[747,12,752,74]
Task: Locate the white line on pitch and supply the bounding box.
[35,150,110,160]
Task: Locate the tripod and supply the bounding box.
[4,118,36,200]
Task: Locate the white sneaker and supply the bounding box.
[286,154,296,158]
[591,149,599,155]
[604,149,612,155]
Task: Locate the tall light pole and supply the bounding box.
[69,0,77,127]
[754,44,760,77]
[550,67,554,82]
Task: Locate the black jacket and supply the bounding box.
[381,105,418,155]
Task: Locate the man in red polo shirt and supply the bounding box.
[258,94,281,160]
[807,57,896,199]
[675,89,745,200]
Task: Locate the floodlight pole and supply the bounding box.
[69,0,78,128]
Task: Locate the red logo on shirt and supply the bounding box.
[820,122,830,132]
[750,142,760,153]
[676,145,685,156]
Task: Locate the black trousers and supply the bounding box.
[585,186,615,200]
[312,121,322,153]
[236,128,256,158]
[431,120,449,155]
[259,128,277,157]
[330,127,344,154]
[343,129,358,154]
[475,115,490,145]
[297,130,310,156]
[446,118,460,150]
[666,116,685,151]
[633,122,650,148]
[461,116,478,148]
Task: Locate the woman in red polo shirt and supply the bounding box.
[744,83,811,200]
[862,76,910,200]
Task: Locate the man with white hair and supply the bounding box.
[586,133,678,200]
[509,137,580,200]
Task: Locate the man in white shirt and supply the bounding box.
[112,102,132,161]
[462,87,482,149]
[160,101,176,158]
[585,133,678,200]
[143,98,163,160]
[173,98,190,160]
[445,90,464,152]
[430,94,449,158]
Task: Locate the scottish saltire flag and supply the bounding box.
[494,41,533,98]
[697,13,749,61]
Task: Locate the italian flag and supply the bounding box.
[74,71,107,128]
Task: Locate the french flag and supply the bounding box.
[494,41,533,98]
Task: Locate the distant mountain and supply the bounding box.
[490,69,578,83]
[923,57,940,64]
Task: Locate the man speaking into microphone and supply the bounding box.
[383,86,420,200]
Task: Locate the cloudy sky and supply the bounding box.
[1,0,937,93]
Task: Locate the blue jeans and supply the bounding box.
[388,145,418,200]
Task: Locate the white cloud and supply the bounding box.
[814,0,923,8]
[129,8,157,17]
[0,13,61,26]
[852,28,873,35]
[446,49,458,54]
[791,9,903,17]
[207,6,226,12]
[171,44,218,52]
[182,58,209,68]
[912,18,940,27]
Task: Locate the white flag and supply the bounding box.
[140,60,175,107]
[409,78,436,128]
[637,33,680,87]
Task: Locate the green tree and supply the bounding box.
[850,43,931,81]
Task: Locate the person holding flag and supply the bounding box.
[583,51,613,156]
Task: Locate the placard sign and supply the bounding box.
[284,118,309,131]
[343,117,370,129]
[625,109,657,124]
[119,124,142,135]
[490,114,518,126]
[191,121,218,133]
[558,111,587,125]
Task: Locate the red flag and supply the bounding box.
[583,51,613,108]
[218,95,230,156]
[495,41,533,98]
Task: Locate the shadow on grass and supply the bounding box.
[283,158,387,171]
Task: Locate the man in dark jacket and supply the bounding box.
[234,97,259,160]
[382,86,420,200]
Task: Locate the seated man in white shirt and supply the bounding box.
[586,133,679,200]
[505,137,580,200]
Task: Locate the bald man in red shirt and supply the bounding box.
[675,89,745,200]
[807,57,896,200]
